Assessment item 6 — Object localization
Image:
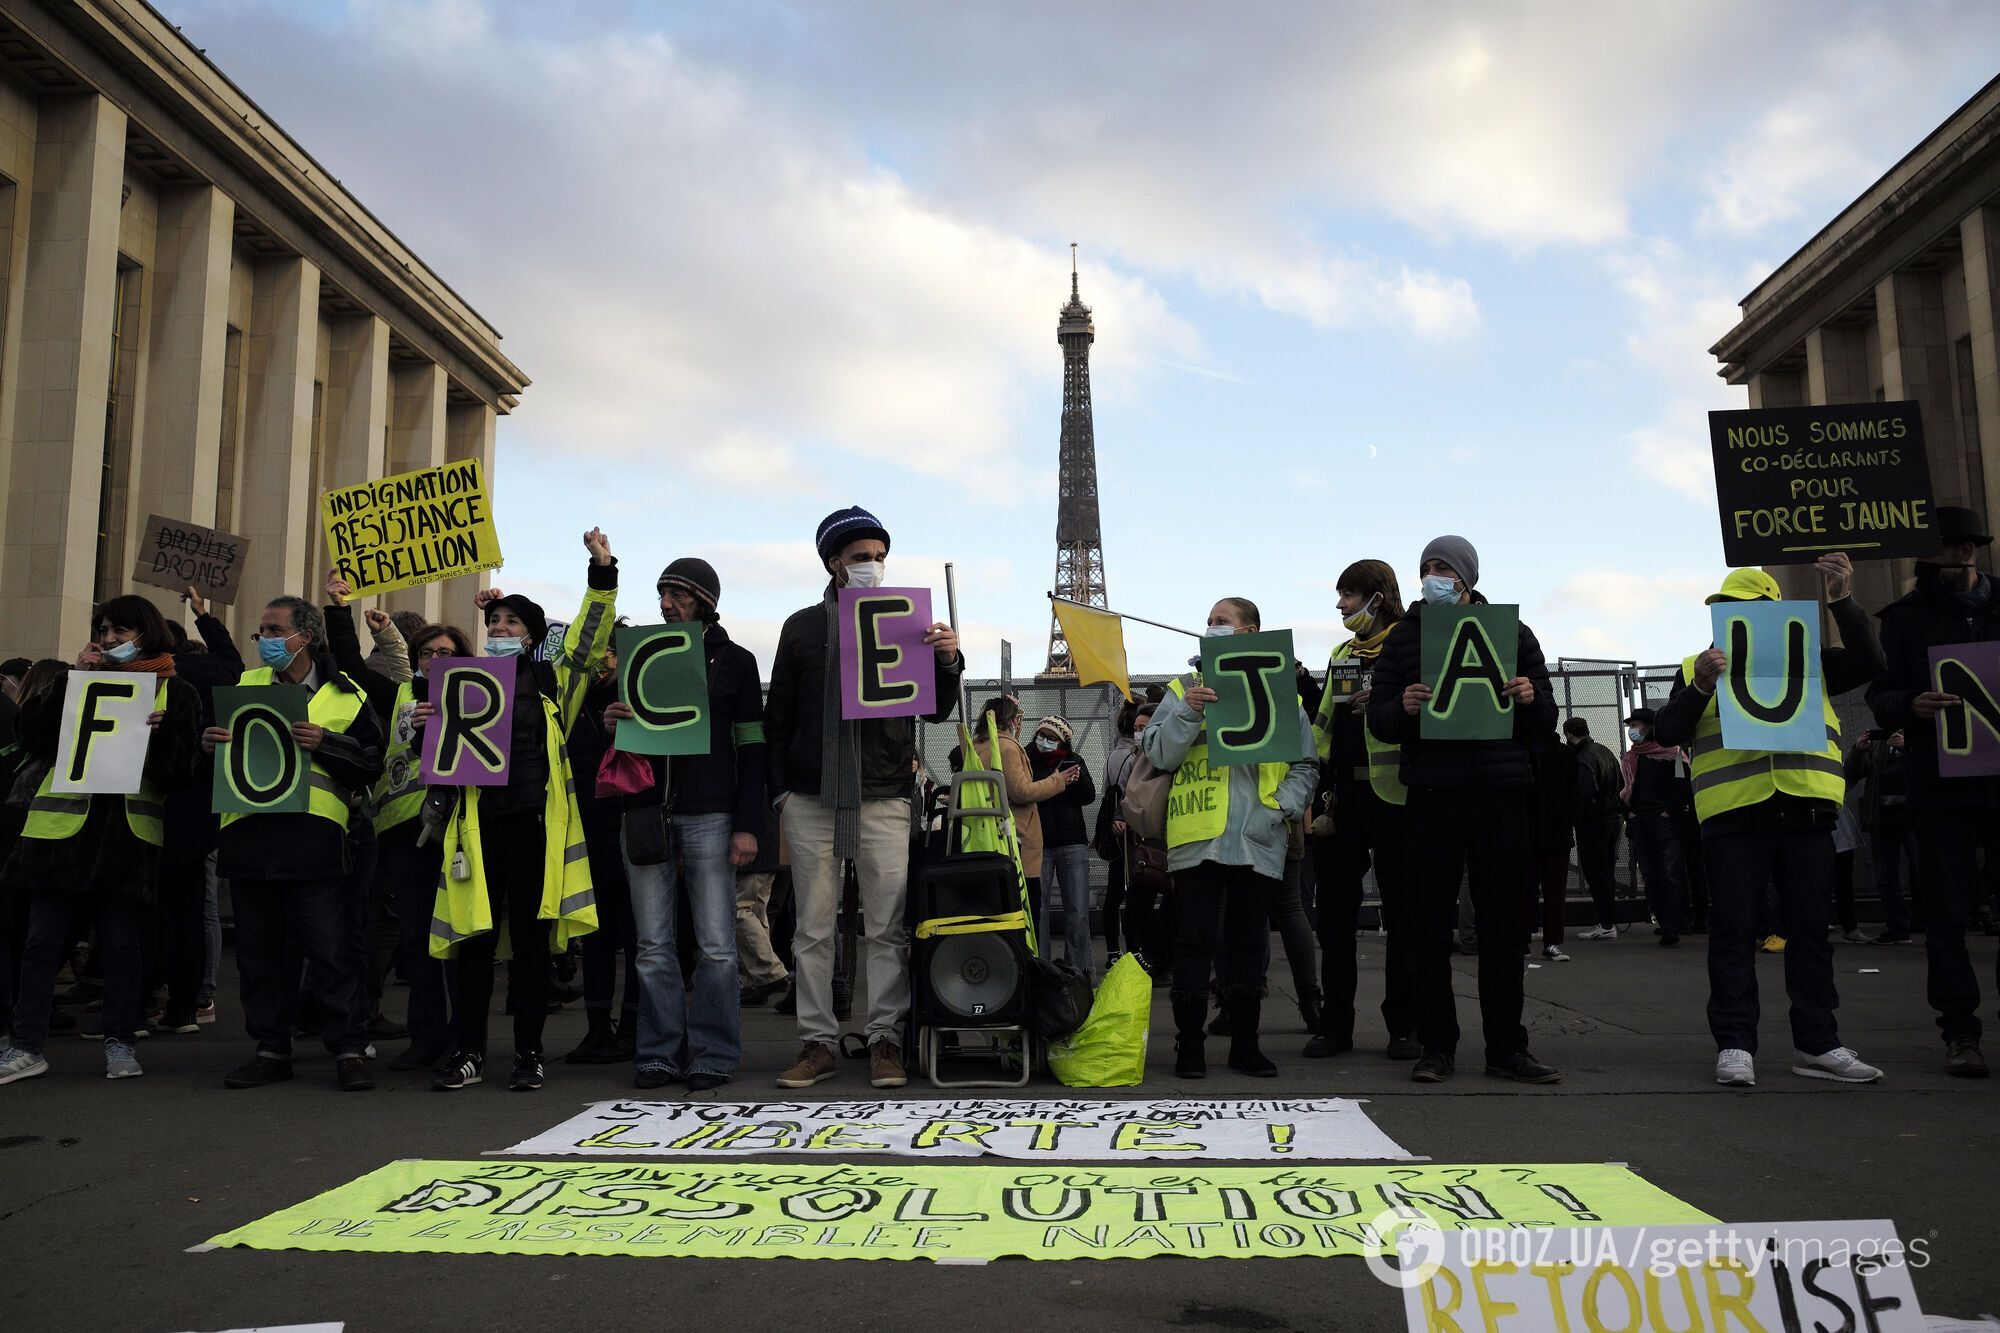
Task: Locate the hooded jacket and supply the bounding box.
[1867,568,2000,810]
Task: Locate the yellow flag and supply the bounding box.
[1051,600,1131,700]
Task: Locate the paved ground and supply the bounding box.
[4,931,1998,1332]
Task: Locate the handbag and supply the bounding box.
[1125,834,1172,895]
[596,747,654,799]
[1118,753,1173,842]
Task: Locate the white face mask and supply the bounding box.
[1034,736,1059,753]
[1421,574,1460,605]
[845,560,886,589]
[1204,623,1237,637]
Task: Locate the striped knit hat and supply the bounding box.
[656,557,721,610]
[1036,715,1074,747]
[816,506,891,564]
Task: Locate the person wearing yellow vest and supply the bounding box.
[1140,597,1317,1079]
[419,528,618,1093]
[1307,559,1420,1063]
[1651,554,1887,1088]
[0,597,200,1087]
[1366,536,1562,1087]
[202,595,385,1092]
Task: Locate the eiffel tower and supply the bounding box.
[1042,245,1108,677]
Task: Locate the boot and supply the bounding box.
[1225,987,1277,1077]
[1171,992,1208,1079]
[613,1010,638,1061]
[1296,985,1323,1035]
[564,1007,623,1065]
[1207,988,1231,1037]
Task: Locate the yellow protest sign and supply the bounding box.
[206,1161,1711,1263]
[320,458,502,598]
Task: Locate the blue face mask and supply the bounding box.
[257,634,299,670]
[103,639,140,665]
[1627,727,1646,744]
[484,637,525,658]
[1421,574,1460,605]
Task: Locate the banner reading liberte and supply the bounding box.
[501,1098,1414,1162]
[321,459,503,598]
[204,1160,1712,1264]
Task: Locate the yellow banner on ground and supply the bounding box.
[320,458,503,598]
[206,1161,1711,1262]
[1052,600,1131,700]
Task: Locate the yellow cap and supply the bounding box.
[1705,569,1782,604]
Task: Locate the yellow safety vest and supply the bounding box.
[372,680,425,834]
[1312,641,1407,808]
[1164,676,1287,849]
[1679,656,1844,824]
[219,667,366,831]
[21,681,170,846]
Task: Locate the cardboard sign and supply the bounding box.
[420,657,515,786]
[1929,641,2000,778]
[1200,628,1305,765]
[207,1160,1710,1264]
[320,458,503,598]
[51,670,155,795]
[838,587,937,721]
[504,1097,1414,1161]
[1399,1219,1923,1332]
[1419,605,1518,741]
[212,685,310,814]
[1708,401,1934,566]
[615,624,710,757]
[130,514,250,605]
[1710,601,1826,754]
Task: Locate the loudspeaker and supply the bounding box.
[913,851,1033,1028]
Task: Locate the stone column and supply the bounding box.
[1805,322,1898,611]
[447,398,498,629]
[1961,205,2000,553]
[323,312,389,585]
[387,359,447,622]
[1877,269,1967,509]
[236,255,321,617]
[0,93,128,659]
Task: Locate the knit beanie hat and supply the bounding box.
[657,557,722,610]
[484,593,549,647]
[816,506,891,564]
[1420,535,1480,589]
[1036,715,1074,747]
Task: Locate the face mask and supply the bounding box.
[1627,727,1646,744]
[104,639,140,665]
[1035,736,1058,753]
[257,634,299,670]
[845,560,886,589]
[1343,595,1380,633]
[1421,575,1460,605]
[484,636,526,658]
[1204,623,1236,637]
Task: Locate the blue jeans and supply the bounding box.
[1042,843,1094,977]
[627,812,740,1077]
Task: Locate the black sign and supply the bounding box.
[1707,401,1935,566]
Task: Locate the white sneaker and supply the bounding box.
[0,1046,49,1085]
[1579,925,1619,941]
[1542,945,1571,962]
[1715,1049,1755,1086]
[1840,929,1866,944]
[1792,1047,1883,1083]
[104,1039,143,1080]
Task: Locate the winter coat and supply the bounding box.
[1868,570,2000,811]
[616,621,770,840]
[1027,742,1096,849]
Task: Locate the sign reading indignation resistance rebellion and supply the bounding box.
[204,1160,1712,1263]
[614,624,710,757]
[1198,628,1305,766]
[1708,601,1827,755]
[837,587,937,722]
[320,458,503,598]
[1930,641,2000,778]
[501,1098,1414,1162]
[420,656,515,786]
[211,685,310,815]
[1708,401,1935,566]
[1419,605,1518,741]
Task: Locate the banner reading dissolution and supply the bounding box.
[321,459,502,598]
[212,685,310,815]
[1420,605,1518,741]
[51,670,155,796]
[206,1160,1712,1263]
[1200,629,1305,765]
[420,657,515,786]
[1709,601,1826,754]
[615,624,710,757]
[1708,402,1934,566]
[838,588,937,721]
[1930,641,2000,778]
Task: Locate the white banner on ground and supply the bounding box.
[501,1097,1414,1161]
[1394,1219,1925,1332]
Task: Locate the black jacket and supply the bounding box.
[1573,740,1622,820]
[1366,594,1558,791]
[1027,744,1096,848]
[215,652,386,882]
[766,586,964,801]
[1868,571,2000,810]
[619,621,770,839]
[1526,730,1577,852]
[164,614,246,866]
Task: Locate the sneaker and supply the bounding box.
[508,1053,546,1091]
[634,1062,678,1090]
[687,1070,731,1093]
[1385,1034,1422,1061]
[739,977,788,1007]
[1659,933,1681,947]
[104,1039,143,1079]
[0,1046,50,1085]
[1485,1051,1561,1084]
[1840,929,1866,944]
[1542,945,1570,962]
[336,1056,375,1092]
[1715,1049,1756,1087]
[367,1013,410,1040]
[432,1052,483,1090]
[869,1041,908,1090]
[1578,925,1618,941]
[563,1027,625,1065]
[195,1002,217,1025]
[55,981,102,1006]
[776,1042,838,1088]
[224,1055,294,1088]
[159,1014,201,1035]
[1871,932,1913,945]
[1946,1037,1989,1079]
[1302,1032,1353,1058]
[1760,934,1787,954]
[774,987,798,1015]
[1411,1050,1455,1083]
[388,1044,449,1072]
[1792,1046,1882,1083]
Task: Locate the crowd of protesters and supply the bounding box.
[2,504,1996,1094]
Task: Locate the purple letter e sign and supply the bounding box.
[838,587,935,721]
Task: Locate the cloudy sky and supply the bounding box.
[164,0,2000,676]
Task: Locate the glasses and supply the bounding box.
[416,647,456,661]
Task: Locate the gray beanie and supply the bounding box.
[1420,535,1479,589]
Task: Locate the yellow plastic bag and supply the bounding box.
[1046,953,1152,1087]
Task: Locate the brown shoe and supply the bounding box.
[1946,1037,1989,1079]
[775,1043,837,1089]
[869,1040,907,1089]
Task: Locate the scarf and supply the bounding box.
[126,654,177,680]
[1620,739,1685,807]
[817,589,863,859]
[1345,620,1397,660]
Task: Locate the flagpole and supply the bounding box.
[1048,592,1203,639]
[945,562,972,727]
